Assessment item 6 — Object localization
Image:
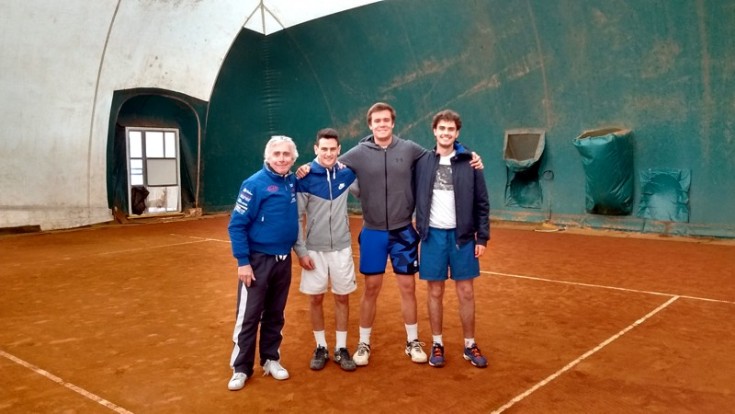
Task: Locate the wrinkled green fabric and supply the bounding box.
[637,169,690,222]
[504,131,545,208]
[505,165,543,209]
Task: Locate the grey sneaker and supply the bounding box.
[405,339,428,363]
[310,346,329,370]
[353,342,371,366]
[334,347,357,371]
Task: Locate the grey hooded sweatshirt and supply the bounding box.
[339,135,428,231]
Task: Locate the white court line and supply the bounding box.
[483,270,735,305]
[0,350,133,414]
[172,234,230,243]
[490,295,680,414]
[98,238,212,256]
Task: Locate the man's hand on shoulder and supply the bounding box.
[296,163,311,179]
[470,152,483,170]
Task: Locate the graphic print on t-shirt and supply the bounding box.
[434,164,453,191]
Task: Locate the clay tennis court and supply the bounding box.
[1,215,734,413]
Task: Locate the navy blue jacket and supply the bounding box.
[414,142,490,246]
[228,163,298,266]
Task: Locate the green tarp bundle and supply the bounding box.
[573,128,634,215]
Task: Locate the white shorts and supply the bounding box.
[299,247,357,295]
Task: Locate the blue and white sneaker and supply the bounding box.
[463,343,488,368]
[429,343,445,367]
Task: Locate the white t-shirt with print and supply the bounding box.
[429,152,456,229]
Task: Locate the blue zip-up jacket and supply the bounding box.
[414,141,490,246]
[228,163,298,266]
[293,160,357,256]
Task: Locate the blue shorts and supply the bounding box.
[358,225,419,275]
[419,227,479,281]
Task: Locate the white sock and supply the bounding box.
[464,338,476,348]
[359,326,372,345]
[405,323,419,342]
[335,331,347,350]
[314,330,327,348]
[433,334,443,346]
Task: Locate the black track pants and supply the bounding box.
[229,252,292,376]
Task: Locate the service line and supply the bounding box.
[0,350,133,414]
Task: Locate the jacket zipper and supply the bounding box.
[327,168,334,249]
[383,148,389,230]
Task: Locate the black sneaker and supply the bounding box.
[334,347,357,371]
[310,346,328,370]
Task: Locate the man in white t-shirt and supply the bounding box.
[413,109,491,368]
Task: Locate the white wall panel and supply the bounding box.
[0,0,383,230]
[0,0,246,230]
[0,0,118,230]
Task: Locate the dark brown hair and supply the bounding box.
[431,109,462,130]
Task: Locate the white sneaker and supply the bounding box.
[263,359,290,380]
[353,342,371,366]
[405,340,428,363]
[228,372,247,391]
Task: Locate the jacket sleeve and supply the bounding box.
[474,169,491,246]
[293,188,309,258]
[338,144,363,170]
[349,179,360,199]
[227,178,260,266]
[408,139,430,162]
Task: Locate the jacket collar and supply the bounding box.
[360,134,399,150]
[433,141,471,158]
[263,162,293,179]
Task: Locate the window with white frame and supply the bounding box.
[126,127,181,215]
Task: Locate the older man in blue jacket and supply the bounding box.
[226,135,299,391]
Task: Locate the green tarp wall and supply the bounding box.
[201,0,735,237]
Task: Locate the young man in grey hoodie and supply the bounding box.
[337,103,428,366]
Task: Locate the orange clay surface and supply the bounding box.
[1,215,734,413]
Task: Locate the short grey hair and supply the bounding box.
[263,135,299,161]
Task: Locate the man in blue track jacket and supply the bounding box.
[226,135,299,391]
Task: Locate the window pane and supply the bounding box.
[130,159,143,176]
[164,132,176,158]
[146,131,164,158]
[146,186,179,212]
[146,159,177,186]
[130,174,144,186]
[129,131,142,158]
